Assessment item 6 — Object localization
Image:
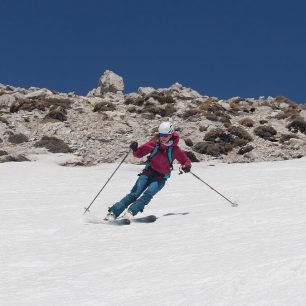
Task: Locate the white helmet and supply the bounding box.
[158,122,174,134]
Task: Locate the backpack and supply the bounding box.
[145,144,174,179]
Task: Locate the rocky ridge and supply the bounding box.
[1,70,306,166]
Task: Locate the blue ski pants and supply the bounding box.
[110,175,166,217]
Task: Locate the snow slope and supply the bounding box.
[1,155,306,306]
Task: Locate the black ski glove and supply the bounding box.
[182,165,191,173]
[130,141,138,151]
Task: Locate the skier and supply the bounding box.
[105,121,192,221]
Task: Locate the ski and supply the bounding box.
[86,215,156,226]
[132,215,157,223]
[105,218,131,225]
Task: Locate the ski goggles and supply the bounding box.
[159,133,171,138]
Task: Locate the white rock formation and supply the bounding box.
[99,70,124,94]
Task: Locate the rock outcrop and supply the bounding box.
[87,70,124,98]
[1,71,306,165]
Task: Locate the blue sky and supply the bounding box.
[1,0,306,102]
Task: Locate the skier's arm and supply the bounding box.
[173,147,192,169]
[132,140,155,158]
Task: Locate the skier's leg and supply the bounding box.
[128,179,166,216]
[109,175,149,217]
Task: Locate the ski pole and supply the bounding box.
[181,168,238,207]
[83,149,131,214]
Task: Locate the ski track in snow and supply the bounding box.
[1,154,306,306]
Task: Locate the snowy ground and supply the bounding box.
[1,154,306,306]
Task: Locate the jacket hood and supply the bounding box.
[171,131,180,146]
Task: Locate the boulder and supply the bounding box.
[137,87,155,96]
[25,88,53,99]
[164,84,201,100]
[0,94,16,107]
[86,87,101,97]
[99,70,124,94]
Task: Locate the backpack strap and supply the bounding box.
[167,146,174,171]
[145,145,159,170]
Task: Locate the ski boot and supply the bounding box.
[104,211,116,221]
[122,210,134,220]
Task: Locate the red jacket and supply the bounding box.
[133,131,191,176]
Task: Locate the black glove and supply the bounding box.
[182,165,191,173]
[130,141,138,151]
